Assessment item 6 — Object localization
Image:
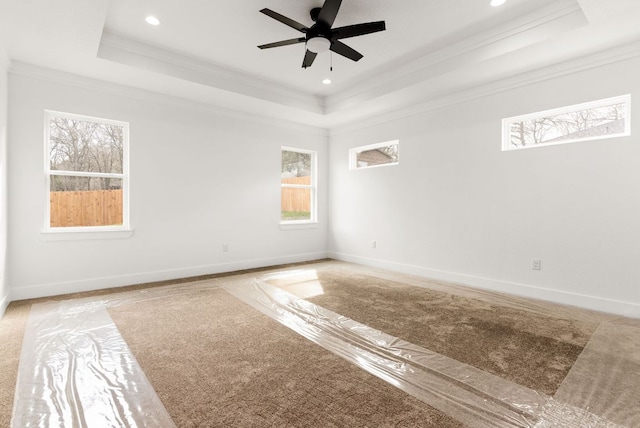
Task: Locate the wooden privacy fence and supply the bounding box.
[281,176,311,212]
[50,189,123,227]
[51,179,309,226]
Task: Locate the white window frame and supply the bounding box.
[280,146,317,226]
[502,95,631,151]
[349,140,399,170]
[43,110,131,237]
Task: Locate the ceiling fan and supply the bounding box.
[257,0,386,68]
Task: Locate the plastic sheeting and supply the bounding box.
[224,276,630,428]
[12,301,176,427]
[552,318,640,427]
[11,261,638,427]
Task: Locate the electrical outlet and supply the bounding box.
[222,244,228,253]
[371,240,377,249]
[532,258,541,270]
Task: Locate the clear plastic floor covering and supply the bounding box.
[11,263,640,427]
[12,301,176,428]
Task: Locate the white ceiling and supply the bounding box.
[2,0,640,129]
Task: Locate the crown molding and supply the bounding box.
[324,0,587,114]
[10,34,640,140]
[98,30,325,115]
[8,61,329,137]
[329,39,640,136]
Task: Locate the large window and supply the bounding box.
[45,111,129,231]
[349,140,399,170]
[281,147,316,223]
[502,95,631,151]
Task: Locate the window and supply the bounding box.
[45,111,129,232]
[350,140,399,170]
[281,147,316,223]
[502,95,631,151]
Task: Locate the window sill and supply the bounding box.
[41,229,135,241]
[279,222,319,231]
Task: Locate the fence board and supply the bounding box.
[52,179,310,226]
[50,189,123,227]
[281,176,311,212]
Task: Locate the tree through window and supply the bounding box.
[45,111,129,230]
[503,95,631,151]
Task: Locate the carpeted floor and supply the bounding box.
[0,260,631,427]
[108,287,464,427]
[0,261,328,428]
[267,269,594,396]
[0,301,30,428]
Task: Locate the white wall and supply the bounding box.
[0,45,8,315]
[6,56,640,318]
[328,56,640,317]
[7,71,328,300]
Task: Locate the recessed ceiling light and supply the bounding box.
[145,16,160,26]
[490,0,506,6]
[322,78,332,85]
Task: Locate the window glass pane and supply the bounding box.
[281,187,311,221]
[281,148,314,223]
[505,96,630,150]
[356,144,398,168]
[50,176,123,227]
[49,117,124,173]
[281,150,311,183]
[350,141,399,170]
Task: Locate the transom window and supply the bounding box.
[350,140,399,170]
[45,111,129,231]
[281,147,316,223]
[502,95,631,151]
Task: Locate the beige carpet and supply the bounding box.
[268,269,595,396]
[0,301,30,428]
[0,260,627,427]
[0,261,329,427]
[107,287,463,427]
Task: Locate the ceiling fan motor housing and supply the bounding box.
[310,7,322,22]
[306,17,332,53]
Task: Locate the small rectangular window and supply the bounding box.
[350,140,399,170]
[45,111,129,231]
[281,147,316,223]
[502,95,630,151]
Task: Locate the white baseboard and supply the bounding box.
[10,251,328,301]
[329,252,640,319]
[0,294,8,319]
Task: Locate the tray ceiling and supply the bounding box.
[2,0,640,128]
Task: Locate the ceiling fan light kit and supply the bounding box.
[306,37,331,53]
[258,0,386,68]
